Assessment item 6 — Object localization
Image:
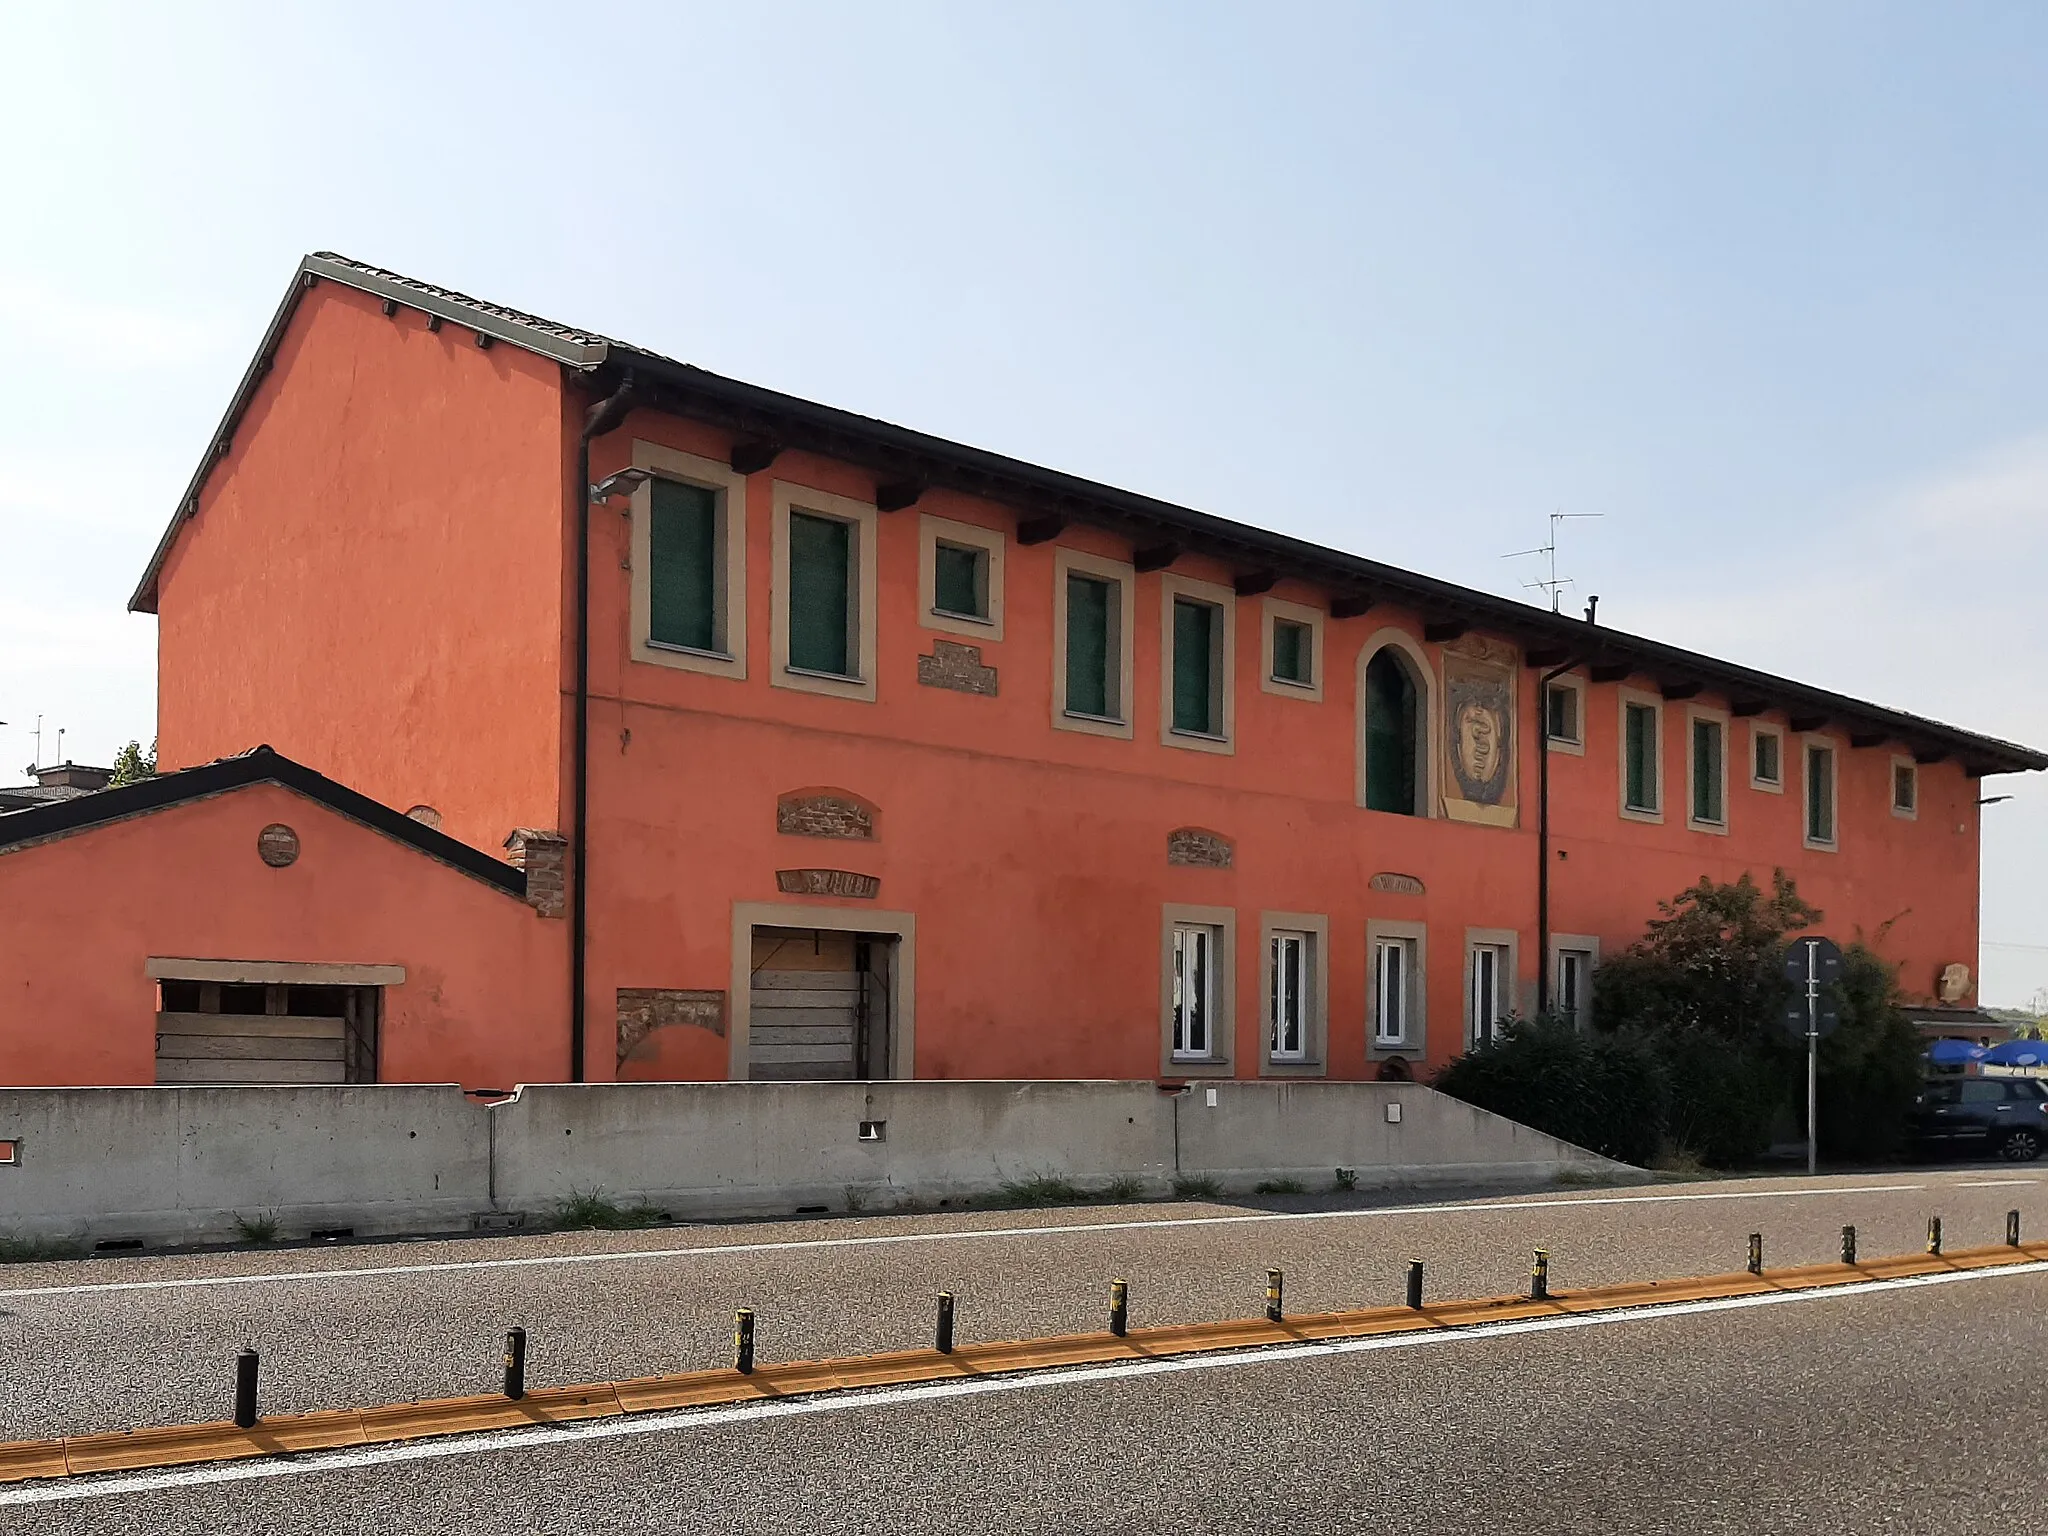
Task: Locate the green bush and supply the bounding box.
[1650,1025,1790,1167]
[1433,1017,1667,1166]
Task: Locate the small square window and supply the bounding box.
[1271,619,1313,686]
[0,1139,17,1166]
[1546,683,1581,746]
[932,541,989,622]
[1753,728,1782,788]
[1893,760,1918,817]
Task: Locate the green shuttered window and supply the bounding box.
[1066,573,1115,718]
[648,479,720,653]
[1807,744,1836,843]
[1363,650,1418,814]
[932,542,986,620]
[1692,718,1724,824]
[788,511,853,676]
[1172,598,1218,734]
[1624,702,1658,812]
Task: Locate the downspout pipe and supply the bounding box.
[570,372,637,1082]
[1535,656,1580,1018]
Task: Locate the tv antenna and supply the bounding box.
[1503,511,1603,613]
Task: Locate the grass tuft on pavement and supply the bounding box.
[553,1188,669,1231]
[232,1212,280,1244]
[1253,1177,1306,1195]
[1000,1174,1087,1207]
[0,1233,85,1264]
[1171,1174,1222,1200]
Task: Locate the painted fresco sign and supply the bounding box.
[1439,636,1518,828]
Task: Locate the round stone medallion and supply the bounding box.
[257,823,300,868]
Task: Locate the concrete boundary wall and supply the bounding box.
[0,1081,1639,1245]
[0,1086,490,1244]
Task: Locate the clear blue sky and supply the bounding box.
[3,2,2045,1002]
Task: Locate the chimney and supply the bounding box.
[34,762,113,791]
[503,829,568,919]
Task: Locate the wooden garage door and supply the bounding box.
[749,929,861,1081]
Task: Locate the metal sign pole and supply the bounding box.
[1804,942,1818,1176]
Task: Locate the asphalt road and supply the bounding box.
[0,1166,2040,1444]
[6,1251,2043,1534]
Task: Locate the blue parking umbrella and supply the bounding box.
[1927,1038,1988,1066]
[1983,1038,2048,1068]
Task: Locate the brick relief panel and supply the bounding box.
[1167,828,1233,869]
[916,640,999,696]
[777,790,876,841]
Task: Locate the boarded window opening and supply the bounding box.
[155,981,380,1085]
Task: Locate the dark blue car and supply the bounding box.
[1909,1078,2048,1161]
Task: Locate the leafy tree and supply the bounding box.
[1591,870,1818,1040]
[107,739,157,788]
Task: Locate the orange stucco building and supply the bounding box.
[11,252,2041,1091]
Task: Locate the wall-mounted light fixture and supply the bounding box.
[589,468,654,505]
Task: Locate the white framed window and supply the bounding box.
[1618,689,1663,822]
[1367,918,1427,1059]
[1159,573,1236,754]
[1803,737,1839,849]
[1550,935,1599,1029]
[1173,924,1216,1059]
[1465,928,1519,1050]
[1260,596,1324,701]
[1373,938,1412,1046]
[917,513,1005,642]
[1687,707,1729,833]
[1891,755,1918,820]
[1750,722,1784,792]
[626,441,749,682]
[1161,904,1234,1075]
[1270,932,1307,1060]
[1053,547,1136,739]
[1545,675,1585,754]
[1260,913,1328,1074]
[771,482,879,702]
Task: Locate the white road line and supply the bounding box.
[1955,1179,2039,1188]
[5,1258,2040,1508]
[0,1182,1939,1303]
[0,1182,1938,1303]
